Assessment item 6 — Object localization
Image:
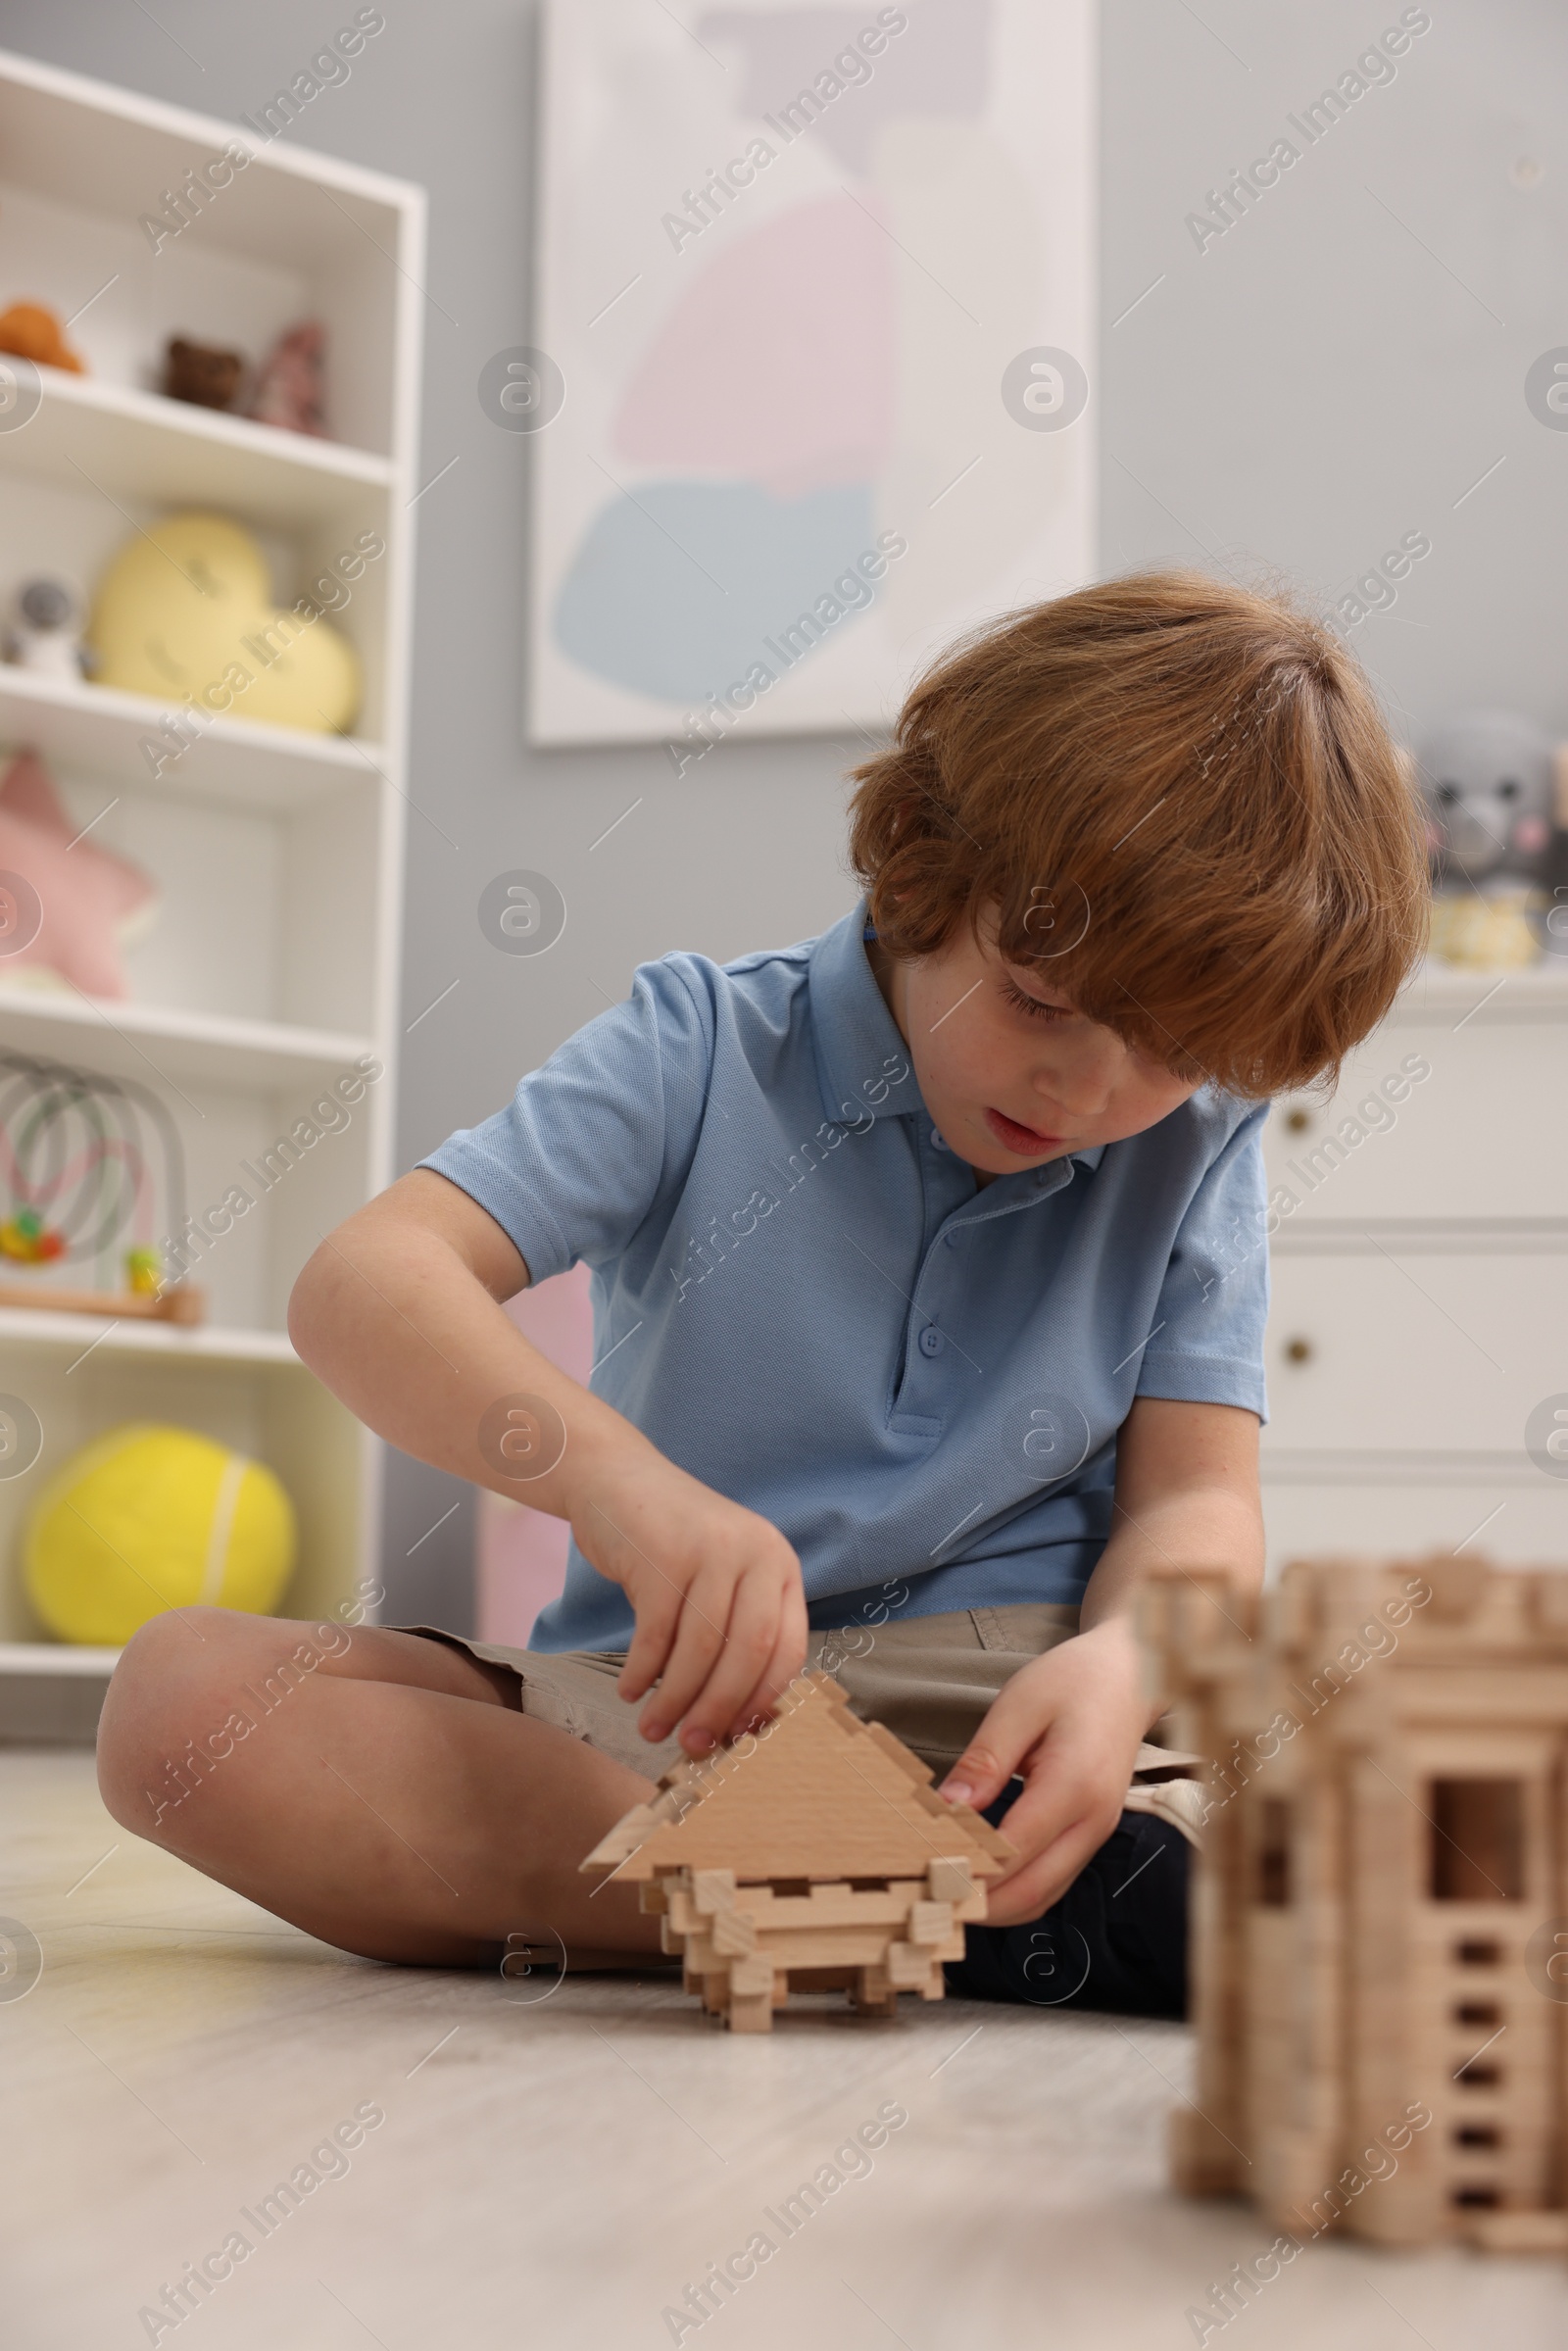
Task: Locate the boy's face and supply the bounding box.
[872,916,1201,1180]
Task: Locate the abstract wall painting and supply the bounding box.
[530,0,1096,751]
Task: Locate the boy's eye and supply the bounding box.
[1002,980,1070,1023]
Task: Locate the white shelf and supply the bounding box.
[0,1305,299,1362]
[0,44,422,1685]
[0,661,387,810]
[0,1641,119,1674]
[0,365,392,533]
[0,986,374,1092]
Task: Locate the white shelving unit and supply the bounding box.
[0,50,423,1730]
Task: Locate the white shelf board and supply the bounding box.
[0,986,375,1092]
[0,1305,298,1363]
[0,1640,120,1675]
[0,364,392,532]
[0,46,418,266]
[0,661,386,810]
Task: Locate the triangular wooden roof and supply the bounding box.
[580,1672,1016,1884]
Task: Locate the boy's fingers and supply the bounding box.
[636,1563,734,1741]
[726,1577,808,1740]
[983,1807,1110,1928]
[984,1771,1132,1926]
[991,1765,1107,1883]
[938,1677,1060,1811]
[674,1569,783,1755]
[617,1579,684,1705]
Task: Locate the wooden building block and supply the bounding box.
[1467,2212,1568,2254]
[710,1908,756,1958]
[886,1940,938,1990]
[907,1900,955,1946]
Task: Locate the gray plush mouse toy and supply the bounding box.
[1415,711,1566,963]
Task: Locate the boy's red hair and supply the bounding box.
[848,569,1429,1098]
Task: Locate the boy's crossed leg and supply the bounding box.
[95,1609,664,1969]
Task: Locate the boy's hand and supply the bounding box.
[939,1619,1152,1928]
[570,1452,808,1758]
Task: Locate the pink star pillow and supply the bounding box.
[0,751,158,999]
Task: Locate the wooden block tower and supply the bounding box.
[580,1671,1014,2032]
[1142,1555,1568,2253]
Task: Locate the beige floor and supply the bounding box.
[4,1751,1567,2351]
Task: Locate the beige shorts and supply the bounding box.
[400,1601,1206,1845]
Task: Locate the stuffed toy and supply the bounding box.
[163,335,246,412]
[250,319,326,437]
[89,509,361,733]
[3,577,90,678]
[0,300,83,372]
[1415,712,1563,968]
[0,750,158,996]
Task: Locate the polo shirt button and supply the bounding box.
[930,1126,949,1151]
[919,1326,944,1356]
[944,1229,961,1249]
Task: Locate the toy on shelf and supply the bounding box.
[163,334,246,412]
[1142,1554,1568,2257]
[3,577,91,678]
[0,1205,62,1263]
[24,1422,296,1645]
[581,1671,1014,2033]
[0,750,157,996]
[0,299,83,373]
[0,1048,201,1325]
[1416,713,1561,969]
[249,319,326,437]
[90,509,361,735]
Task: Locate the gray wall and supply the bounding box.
[5,0,1564,1629]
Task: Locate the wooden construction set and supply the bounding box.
[1142,1553,1568,2254]
[585,1554,1568,2262]
[581,1670,1014,2032]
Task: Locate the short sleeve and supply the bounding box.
[418,957,713,1283]
[1134,1102,1270,1422]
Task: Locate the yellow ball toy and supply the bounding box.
[24,1423,297,1646]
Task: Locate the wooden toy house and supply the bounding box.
[580,1671,1014,2032]
[1142,1555,1568,2253]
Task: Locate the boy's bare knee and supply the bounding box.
[96,1607,290,1836]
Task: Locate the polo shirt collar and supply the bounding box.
[807,906,923,1127]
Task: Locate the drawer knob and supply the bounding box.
[1284,1337,1313,1365]
[1284,1108,1312,1135]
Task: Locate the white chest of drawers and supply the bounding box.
[1261,962,1568,1567]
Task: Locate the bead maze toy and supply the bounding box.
[0,1050,201,1323]
[581,1671,1015,2032]
[1142,1553,1568,2256]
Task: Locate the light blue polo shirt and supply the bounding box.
[422,906,1270,1651]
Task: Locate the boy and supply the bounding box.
[97,570,1426,2016]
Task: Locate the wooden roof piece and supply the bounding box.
[581,1671,1015,1886]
